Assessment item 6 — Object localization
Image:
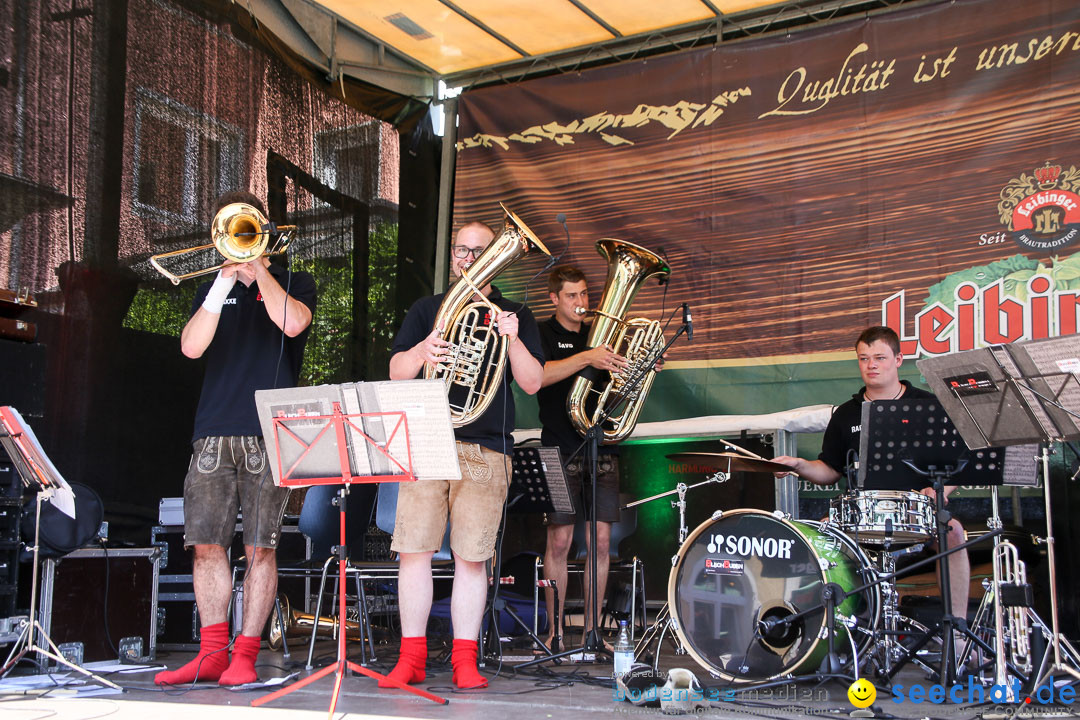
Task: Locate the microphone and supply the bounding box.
[556,212,567,225]
[682,302,693,342]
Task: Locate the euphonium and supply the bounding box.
[267,595,364,650]
[991,537,1033,686]
[149,202,296,285]
[567,240,670,443]
[424,203,552,426]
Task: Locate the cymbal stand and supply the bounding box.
[625,474,726,671]
[1027,445,1080,693]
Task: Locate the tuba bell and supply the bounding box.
[424,204,552,427]
[567,239,670,443]
[149,202,296,285]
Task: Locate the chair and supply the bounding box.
[533,495,647,639]
[570,495,646,636]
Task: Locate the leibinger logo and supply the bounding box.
[892,677,1076,707]
[999,161,1080,251]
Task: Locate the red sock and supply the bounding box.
[451,638,488,689]
[219,634,261,686]
[378,636,427,688]
[154,621,230,685]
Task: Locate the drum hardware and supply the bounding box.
[625,471,727,546]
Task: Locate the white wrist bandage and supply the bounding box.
[201,271,237,314]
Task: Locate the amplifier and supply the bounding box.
[38,547,160,664]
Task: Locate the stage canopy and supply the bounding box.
[241,0,922,100]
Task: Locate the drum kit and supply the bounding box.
[631,445,953,685]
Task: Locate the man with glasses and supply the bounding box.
[384,220,545,689]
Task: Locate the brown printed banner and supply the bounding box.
[453,0,1080,363]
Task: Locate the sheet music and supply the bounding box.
[355,382,394,476]
[1002,443,1039,486]
[989,346,1059,438]
[1012,335,1080,439]
[0,406,75,518]
[371,379,460,481]
[338,383,374,477]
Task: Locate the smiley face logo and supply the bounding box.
[848,678,876,708]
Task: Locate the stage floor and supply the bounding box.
[4,629,1065,720]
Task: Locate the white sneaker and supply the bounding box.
[659,667,708,715]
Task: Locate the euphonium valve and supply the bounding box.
[567,239,670,444]
[424,203,552,426]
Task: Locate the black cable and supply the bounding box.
[98,540,120,660]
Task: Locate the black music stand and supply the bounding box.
[919,337,1080,694]
[251,390,450,711]
[0,407,121,689]
[507,446,574,515]
[857,397,1004,686]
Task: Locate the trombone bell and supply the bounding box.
[149,202,296,285]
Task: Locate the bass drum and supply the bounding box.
[668,509,878,683]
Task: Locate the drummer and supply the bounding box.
[772,326,971,642]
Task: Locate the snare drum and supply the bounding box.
[829,490,934,545]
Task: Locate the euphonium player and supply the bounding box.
[536,265,662,652]
[155,191,316,687]
[385,221,545,689]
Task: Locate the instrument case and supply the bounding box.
[37,547,160,664]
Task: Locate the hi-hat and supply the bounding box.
[666,452,798,475]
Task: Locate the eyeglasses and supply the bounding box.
[452,245,485,260]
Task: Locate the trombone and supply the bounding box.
[149,202,297,285]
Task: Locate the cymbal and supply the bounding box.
[666,452,799,476]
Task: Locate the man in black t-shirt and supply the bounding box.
[536,265,631,651]
[155,191,316,687]
[773,326,971,629]
[384,220,545,690]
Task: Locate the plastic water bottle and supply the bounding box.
[613,620,634,677]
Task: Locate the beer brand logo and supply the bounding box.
[998,161,1080,251]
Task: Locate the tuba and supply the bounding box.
[567,239,670,443]
[149,202,296,285]
[424,203,552,426]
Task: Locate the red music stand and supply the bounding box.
[251,402,448,713]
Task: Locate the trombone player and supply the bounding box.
[154,191,316,686]
[385,220,545,690]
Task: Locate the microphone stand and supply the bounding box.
[516,312,690,670]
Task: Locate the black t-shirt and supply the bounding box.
[390,286,544,455]
[818,380,935,489]
[536,315,617,460]
[190,264,317,441]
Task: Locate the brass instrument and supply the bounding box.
[424,203,552,426]
[991,537,1033,684]
[267,595,364,651]
[567,239,670,444]
[149,202,297,285]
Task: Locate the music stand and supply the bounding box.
[251,382,453,712]
[919,337,1080,695]
[0,407,120,690]
[856,397,1006,685]
[508,446,574,515]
